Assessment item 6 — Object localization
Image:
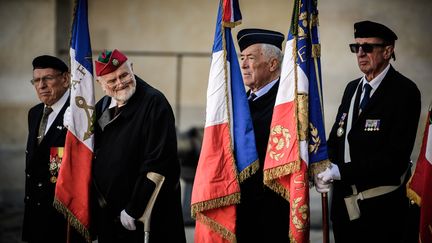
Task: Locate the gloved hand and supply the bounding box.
[314,174,331,193]
[63,106,72,129]
[317,163,341,183]
[120,209,136,231]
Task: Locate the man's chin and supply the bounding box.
[114,86,136,104]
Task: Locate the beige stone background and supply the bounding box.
[0,0,431,242]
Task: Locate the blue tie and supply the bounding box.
[248,92,257,101]
[359,83,372,114]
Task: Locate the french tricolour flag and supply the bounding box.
[191,0,258,242]
[54,0,94,242]
[263,0,329,242]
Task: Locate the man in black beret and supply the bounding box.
[236,28,290,242]
[314,20,421,242]
[23,55,84,242]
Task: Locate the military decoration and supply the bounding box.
[337,113,347,137]
[49,147,64,183]
[364,119,380,131]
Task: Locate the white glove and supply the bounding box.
[317,163,341,183]
[63,106,72,129]
[314,174,331,193]
[120,209,136,231]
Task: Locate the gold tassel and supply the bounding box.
[53,198,91,243]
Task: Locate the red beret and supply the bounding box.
[95,49,128,76]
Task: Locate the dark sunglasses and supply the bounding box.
[349,43,387,53]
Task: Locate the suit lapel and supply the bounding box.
[40,99,69,146]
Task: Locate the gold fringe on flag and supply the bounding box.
[238,159,259,183]
[196,212,237,243]
[53,198,91,243]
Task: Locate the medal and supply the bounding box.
[337,127,345,137]
[337,113,347,137]
[364,119,380,131]
[50,176,57,183]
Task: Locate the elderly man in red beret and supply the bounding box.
[314,21,421,242]
[91,49,186,243]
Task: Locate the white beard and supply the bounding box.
[102,80,136,105]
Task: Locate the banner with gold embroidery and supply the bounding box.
[263,0,329,242]
[53,0,94,242]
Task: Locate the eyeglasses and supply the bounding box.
[102,72,133,89]
[349,43,387,53]
[30,72,63,85]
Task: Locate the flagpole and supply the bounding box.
[66,221,71,243]
[321,193,329,243]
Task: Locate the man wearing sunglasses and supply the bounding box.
[314,21,421,242]
[24,55,85,242]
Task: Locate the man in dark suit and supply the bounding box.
[314,21,421,242]
[24,55,83,242]
[235,28,291,242]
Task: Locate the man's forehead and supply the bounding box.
[354,37,384,43]
[33,67,58,76]
[241,44,262,55]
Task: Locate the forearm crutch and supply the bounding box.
[137,172,165,243]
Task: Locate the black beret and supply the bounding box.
[32,55,68,73]
[237,28,285,52]
[354,21,398,42]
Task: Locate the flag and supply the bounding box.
[263,0,329,242]
[53,0,94,241]
[407,102,432,243]
[191,0,258,242]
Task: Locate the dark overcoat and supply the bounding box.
[93,77,186,243]
[23,99,71,243]
[236,81,291,243]
[327,66,421,243]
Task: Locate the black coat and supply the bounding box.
[236,81,291,243]
[93,77,186,243]
[23,99,71,243]
[327,66,421,243]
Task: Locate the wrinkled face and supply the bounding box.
[32,68,69,106]
[240,44,273,92]
[97,62,136,105]
[354,37,393,80]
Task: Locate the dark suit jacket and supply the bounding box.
[236,81,291,243]
[23,98,70,243]
[327,66,421,242]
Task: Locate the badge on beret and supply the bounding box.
[112,58,119,66]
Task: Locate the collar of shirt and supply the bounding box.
[361,63,390,96]
[45,89,69,133]
[250,78,278,101]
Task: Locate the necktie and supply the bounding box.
[248,92,257,101]
[37,106,53,144]
[359,83,372,114]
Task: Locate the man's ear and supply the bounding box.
[269,58,279,72]
[384,45,394,60]
[62,72,71,88]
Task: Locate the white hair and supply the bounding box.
[260,43,283,70]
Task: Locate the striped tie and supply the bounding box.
[37,106,53,144]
